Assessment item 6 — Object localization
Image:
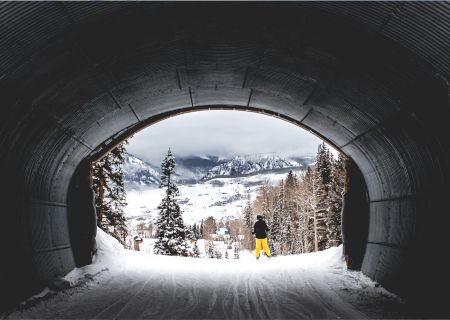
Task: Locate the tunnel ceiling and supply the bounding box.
[0,2,449,314]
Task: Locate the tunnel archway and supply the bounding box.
[0,2,448,316]
[70,106,370,272]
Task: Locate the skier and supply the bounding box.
[252,215,272,259]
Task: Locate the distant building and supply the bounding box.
[214,227,230,241]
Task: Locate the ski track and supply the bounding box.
[7,252,404,319]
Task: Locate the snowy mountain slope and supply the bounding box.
[202,154,305,180]
[123,153,160,188]
[123,153,314,228]
[174,155,226,183]
[125,169,304,227]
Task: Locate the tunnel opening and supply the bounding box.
[73,109,369,265]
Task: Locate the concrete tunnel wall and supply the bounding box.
[0,2,449,314]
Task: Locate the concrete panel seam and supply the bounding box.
[108,91,123,110]
[188,87,194,107]
[302,86,317,106]
[176,68,182,89]
[35,245,72,253]
[367,241,407,250]
[128,103,140,122]
[339,109,405,149]
[370,194,416,203]
[242,67,250,88]
[47,113,94,151]
[30,199,67,208]
[246,88,253,107]
[300,108,313,123]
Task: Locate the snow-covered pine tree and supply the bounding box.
[298,167,315,253]
[192,241,201,258]
[92,141,128,245]
[153,149,188,256]
[243,193,253,229]
[284,170,301,254]
[214,249,222,259]
[185,225,195,241]
[270,180,286,256]
[312,159,329,252]
[241,192,256,251]
[327,153,346,247]
[316,142,333,193]
[206,240,215,258]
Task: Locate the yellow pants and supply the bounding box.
[255,238,271,257]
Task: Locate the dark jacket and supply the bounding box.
[253,220,269,239]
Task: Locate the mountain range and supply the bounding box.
[123,153,315,189]
[201,154,305,180]
[123,153,160,188]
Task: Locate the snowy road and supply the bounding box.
[7,232,405,319]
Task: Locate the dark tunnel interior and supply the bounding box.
[0,2,449,316]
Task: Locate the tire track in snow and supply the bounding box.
[304,268,368,319]
[8,247,406,319]
[110,272,162,319]
[91,271,152,319]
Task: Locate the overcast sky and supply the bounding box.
[126,110,324,164]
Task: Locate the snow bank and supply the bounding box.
[93,228,125,264]
[13,228,127,310]
[64,228,126,286]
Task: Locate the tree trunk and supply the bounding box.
[97,170,104,224]
[303,210,309,252]
[313,209,318,252]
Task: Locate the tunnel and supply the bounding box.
[0,2,449,316]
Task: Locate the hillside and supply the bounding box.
[201,154,309,180]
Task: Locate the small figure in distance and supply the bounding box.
[252,215,272,260]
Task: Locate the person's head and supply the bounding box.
[256,215,263,221]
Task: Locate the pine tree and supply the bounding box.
[185,225,194,241]
[316,142,333,193]
[243,193,253,229]
[192,223,199,240]
[192,241,201,258]
[299,167,315,253]
[214,249,222,259]
[327,153,346,247]
[270,180,286,255]
[92,141,128,245]
[312,143,336,250]
[241,193,255,251]
[154,149,188,256]
[284,170,299,254]
[199,220,204,239]
[206,240,215,258]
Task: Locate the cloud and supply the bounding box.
[126,110,323,164]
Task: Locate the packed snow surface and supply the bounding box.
[8,229,405,319]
